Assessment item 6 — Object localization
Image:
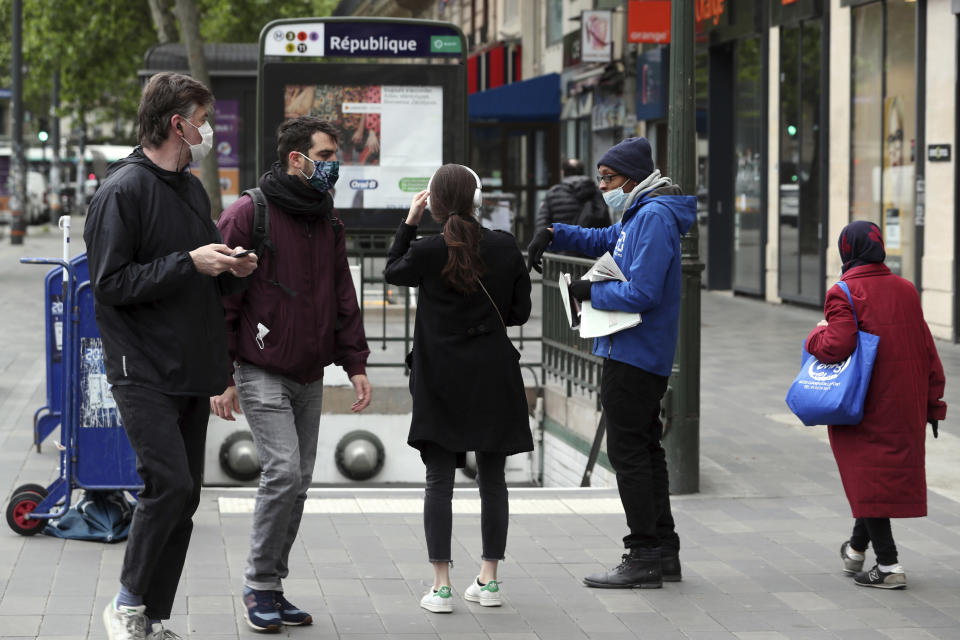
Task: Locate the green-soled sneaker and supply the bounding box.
[420,585,453,613]
[464,576,502,607]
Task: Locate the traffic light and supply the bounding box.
[37,117,49,144]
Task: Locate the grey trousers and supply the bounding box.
[235,361,324,592]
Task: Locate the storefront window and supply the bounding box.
[779,20,823,303]
[850,0,916,282]
[578,117,591,169]
[560,117,592,169]
[733,36,764,294]
[470,126,502,185]
[546,0,563,46]
[695,50,709,285]
[468,123,559,242]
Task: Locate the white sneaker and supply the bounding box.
[146,622,183,639]
[463,577,502,607]
[420,585,454,613]
[102,597,148,640]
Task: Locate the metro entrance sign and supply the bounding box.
[263,21,463,58]
[256,18,469,230]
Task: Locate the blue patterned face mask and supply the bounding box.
[297,152,339,192]
[602,187,628,216]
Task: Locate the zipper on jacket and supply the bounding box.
[122,355,128,377]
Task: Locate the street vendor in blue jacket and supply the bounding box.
[526,137,697,589]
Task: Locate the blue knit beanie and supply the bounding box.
[597,137,654,182]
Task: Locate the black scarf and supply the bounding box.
[259,161,334,218]
[839,220,886,273]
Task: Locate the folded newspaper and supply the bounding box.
[558,252,642,339]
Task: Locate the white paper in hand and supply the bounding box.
[578,300,642,338]
[569,252,642,338]
[558,272,581,329]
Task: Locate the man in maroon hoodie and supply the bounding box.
[211,116,371,631]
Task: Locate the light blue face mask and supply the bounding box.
[603,187,628,215]
[297,152,340,192]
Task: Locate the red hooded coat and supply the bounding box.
[805,263,946,518]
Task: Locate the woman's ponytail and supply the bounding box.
[442,213,485,294]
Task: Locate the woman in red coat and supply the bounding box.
[805,220,946,589]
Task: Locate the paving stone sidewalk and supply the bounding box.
[2,226,960,639]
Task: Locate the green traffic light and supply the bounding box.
[787,125,797,137]
[37,131,49,142]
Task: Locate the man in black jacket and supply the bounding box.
[85,72,258,640]
[534,158,610,234]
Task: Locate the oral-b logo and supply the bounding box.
[329,36,417,55]
[350,179,379,190]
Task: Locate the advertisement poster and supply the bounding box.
[284,83,442,209]
[216,100,240,168]
[581,10,613,63]
[636,46,668,121]
[215,100,240,206]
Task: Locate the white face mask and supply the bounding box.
[180,118,214,162]
[603,187,629,215]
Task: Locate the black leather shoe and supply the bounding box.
[661,550,682,582]
[583,550,662,589]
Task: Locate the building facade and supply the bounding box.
[335,0,960,484]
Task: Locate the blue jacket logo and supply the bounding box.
[614,230,627,258]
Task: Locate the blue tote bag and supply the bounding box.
[785,281,879,426]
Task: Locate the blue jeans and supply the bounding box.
[235,362,324,591]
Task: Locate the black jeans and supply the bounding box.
[850,517,898,565]
[600,359,680,552]
[111,385,208,621]
[420,443,508,562]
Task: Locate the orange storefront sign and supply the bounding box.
[695,0,726,27]
[628,0,671,43]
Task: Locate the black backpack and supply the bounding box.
[242,188,343,298]
[242,188,292,296]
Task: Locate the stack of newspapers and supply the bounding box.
[558,252,642,339]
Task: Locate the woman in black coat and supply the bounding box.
[384,164,533,613]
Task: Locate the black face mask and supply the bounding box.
[259,162,333,218]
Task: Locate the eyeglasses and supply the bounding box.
[596,173,623,185]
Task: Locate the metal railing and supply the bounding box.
[540,252,604,407]
[346,232,542,373]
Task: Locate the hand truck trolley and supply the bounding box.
[6,216,143,535]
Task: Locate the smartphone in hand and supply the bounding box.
[232,249,256,258]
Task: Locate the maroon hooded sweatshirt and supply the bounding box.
[217,194,368,384]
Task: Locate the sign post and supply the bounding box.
[664,0,702,494]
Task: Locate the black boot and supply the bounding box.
[661,549,681,582]
[583,547,662,589]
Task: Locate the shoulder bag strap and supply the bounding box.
[835,281,859,327]
[476,278,506,332]
[242,188,297,297]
